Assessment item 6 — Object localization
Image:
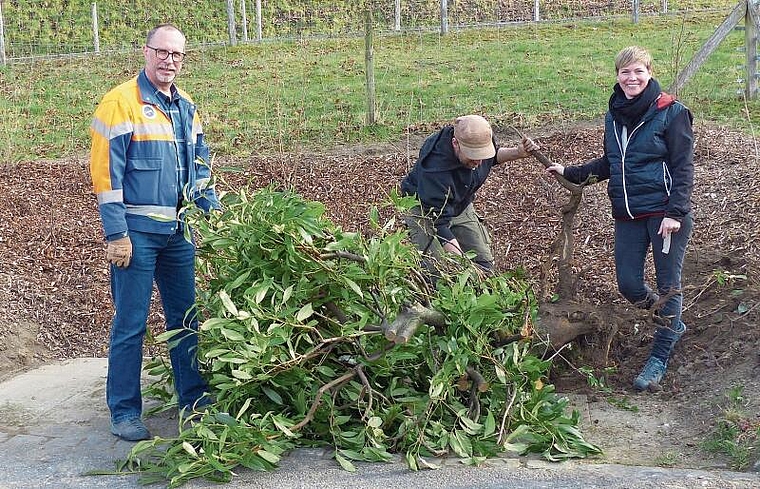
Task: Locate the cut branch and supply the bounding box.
[292,370,357,432]
[384,302,446,344]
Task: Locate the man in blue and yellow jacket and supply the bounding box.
[89,23,219,442]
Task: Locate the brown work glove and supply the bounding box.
[106,236,132,268]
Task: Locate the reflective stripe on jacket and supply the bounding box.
[89,70,219,239]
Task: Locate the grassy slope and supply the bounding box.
[0,7,756,162]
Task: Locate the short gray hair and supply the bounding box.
[146,24,185,45]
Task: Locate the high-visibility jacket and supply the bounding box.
[90,70,219,240]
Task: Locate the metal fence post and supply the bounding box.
[747,1,758,98]
[395,0,401,31]
[241,0,249,42]
[256,0,262,42]
[0,0,6,66]
[92,2,100,53]
[633,0,640,24]
[440,0,448,35]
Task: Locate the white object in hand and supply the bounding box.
[662,234,671,254]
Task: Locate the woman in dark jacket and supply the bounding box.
[547,46,694,392]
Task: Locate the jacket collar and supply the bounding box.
[137,70,185,107]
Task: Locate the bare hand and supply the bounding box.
[546,163,565,176]
[658,217,681,239]
[517,137,540,158]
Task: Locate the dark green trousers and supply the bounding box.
[403,203,494,269]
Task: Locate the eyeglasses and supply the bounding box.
[146,45,186,63]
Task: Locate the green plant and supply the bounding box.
[579,365,617,393]
[654,451,680,467]
[712,269,748,287]
[702,385,759,470]
[606,396,639,413]
[578,366,638,412]
[113,186,601,487]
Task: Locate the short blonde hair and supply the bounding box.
[615,46,652,73]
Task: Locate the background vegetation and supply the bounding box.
[2,0,736,57]
[0,1,754,165]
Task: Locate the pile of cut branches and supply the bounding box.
[119,186,600,487]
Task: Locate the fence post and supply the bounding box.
[0,0,6,66]
[632,0,640,24]
[440,0,448,35]
[92,2,100,53]
[533,0,540,22]
[256,0,262,42]
[394,0,401,31]
[365,9,376,124]
[226,0,237,46]
[747,1,758,98]
[241,0,249,42]
[662,0,668,14]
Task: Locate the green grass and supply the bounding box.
[1,11,757,163]
[702,386,760,470]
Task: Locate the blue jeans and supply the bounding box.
[614,214,693,362]
[107,230,208,423]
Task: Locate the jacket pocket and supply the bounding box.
[124,157,164,204]
[127,157,163,172]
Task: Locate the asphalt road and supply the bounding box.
[1,358,757,489]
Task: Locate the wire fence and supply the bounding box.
[0,0,738,64]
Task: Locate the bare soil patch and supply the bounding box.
[0,122,758,471]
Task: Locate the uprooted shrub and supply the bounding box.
[117,185,601,487]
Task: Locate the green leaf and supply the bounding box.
[219,290,239,316]
[483,411,496,437]
[231,369,252,380]
[214,412,239,426]
[458,415,483,435]
[367,416,383,428]
[220,328,246,342]
[282,285,294,304]
[182,441,198,458]
[338,449,363,460]
[296,303,314,322]
[315,365,336,377]
[335,452,357,472]
[153,329,184,343]
[256,449,281,465]
[262,385,283,404]
[273,416,296,438]
[236,397,252,420]
[255,285,268,304]
[417,456,440,469]
[429,381,445,399]
[227,270,251,291]
[494,364,507,384]
[344,277,363,298]
[405,451,419,471]
[448,431,467,457]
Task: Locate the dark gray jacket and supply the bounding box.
[401,126,499,242]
